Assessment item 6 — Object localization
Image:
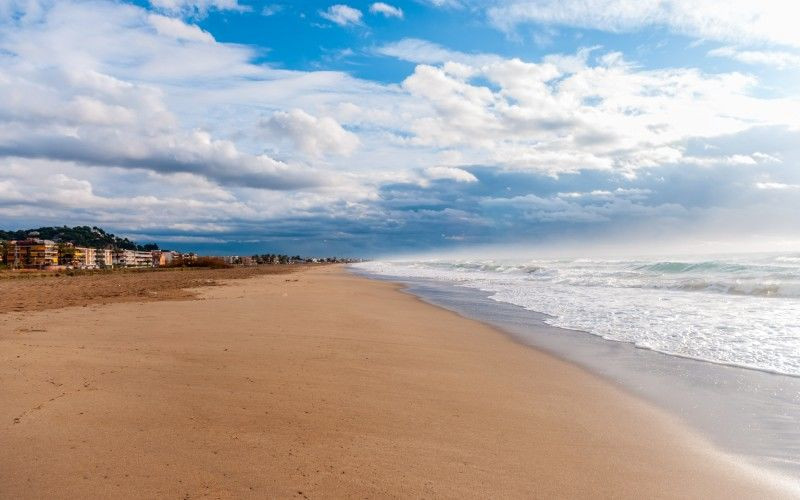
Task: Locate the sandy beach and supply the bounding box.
[0,265,303,314]
[0,265,792,498]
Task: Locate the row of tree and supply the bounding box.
[250,254,358,264]
[250,254,303,265]
[0,226,159,252]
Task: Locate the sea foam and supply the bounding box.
[354,253,800,376]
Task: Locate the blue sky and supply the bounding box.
[1,0,799,256]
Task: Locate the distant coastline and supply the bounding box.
[0,225,361,271]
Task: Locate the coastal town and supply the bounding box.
[1,235,198,269]
[0,228,355,270]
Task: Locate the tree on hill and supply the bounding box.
[0,225,148,251]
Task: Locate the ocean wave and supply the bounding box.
[392,257,800,298]
[632,260,753,273]
[353,253,800,376]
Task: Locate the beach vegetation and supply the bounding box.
[165,256,231,269]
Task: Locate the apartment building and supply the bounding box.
[134,250,154,267]
[113,250,133,267]
[81,247,97,269]
[60,245,99,269]
[152,251,167,267]
[163,251,178,266]
[5,239,59,269]
[1,240,188,270]
[113,249,155,268]
[73,246,97,269]
[96,248,113,268]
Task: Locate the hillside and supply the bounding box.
[0,226,157,251]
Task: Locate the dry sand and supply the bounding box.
[0,265,302,314]
[0,266,793,498]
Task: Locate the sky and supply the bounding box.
[1,0,799,256]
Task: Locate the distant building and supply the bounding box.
[165,251,179,265]
[133,251,152,267]
[113,249,154,268]
[216,255,256,266]
[60,245,98,269]
[5,239,59,269]
[76,247,97,269]
[151,251,167,267]
[96,248,113,268]
[59,244,76,267]
[112,250,129,267]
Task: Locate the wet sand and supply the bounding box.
[0,266,793,498]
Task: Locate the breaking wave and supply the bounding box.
[354,253,800,376]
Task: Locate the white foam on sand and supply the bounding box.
[355,253,800,377]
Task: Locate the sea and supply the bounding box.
[351,252,800,482]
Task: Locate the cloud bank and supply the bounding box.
[486,0,800,48]
[1,0,799,255]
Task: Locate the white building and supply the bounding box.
[95,249,113,268]
[113,250,154,268]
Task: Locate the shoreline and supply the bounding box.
[1,266,795,497]
[356,269,800,484]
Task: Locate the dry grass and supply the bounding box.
[164,256,231,269]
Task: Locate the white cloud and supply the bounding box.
[2,1,800,251]
[708,46,800,69]
[480,191,686,224]
[377,38,500,66]
[398,45,800,175]
[486,0,800,48]
[369,2,403,19]
[320,4,363,26]
[0,159,250,228]
[683,153,780,167]
[424,166,478,183]
[149,0,249,17]
[3,3,798,190]
[756,182,800,190]
[261,4,283,16]
[421,0,463,7]
[558,188,651,200]
[0,157,383,238]
[148,14,215,42]
[261,109,360,159]
[0,2,336,190]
